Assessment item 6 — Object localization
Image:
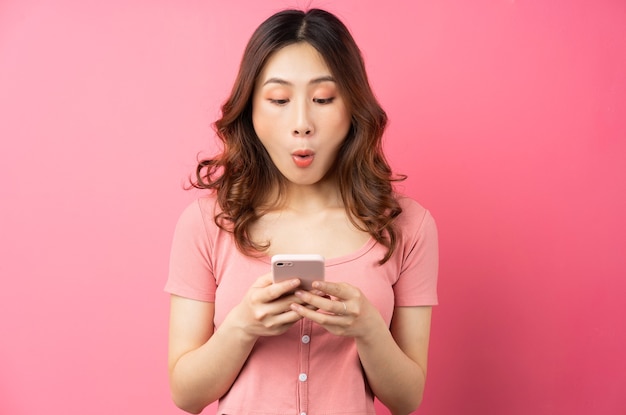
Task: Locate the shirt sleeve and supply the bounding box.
[393,203,439,306]
[164,199,216,302]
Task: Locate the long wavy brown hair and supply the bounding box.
[193,8,405,264]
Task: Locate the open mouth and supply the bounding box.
[292,150,315,168]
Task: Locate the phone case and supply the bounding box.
[271,254,325,291]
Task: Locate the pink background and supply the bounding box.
[1,0,625,414]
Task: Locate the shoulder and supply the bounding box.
[174,194,221,237]
[391,196,439,305]
[395,196,435,233]
[392,195,438,258]
[167,195,220,301]
[178,194,219,221]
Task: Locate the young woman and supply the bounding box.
[166,8,438,415]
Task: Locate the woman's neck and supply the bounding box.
[263,180,343,215]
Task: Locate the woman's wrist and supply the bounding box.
[355,308,390,346]
[218,306,260,346]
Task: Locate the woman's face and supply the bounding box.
[252,42,351,187]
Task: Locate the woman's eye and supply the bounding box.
[313,97,335,104]
[269,99,289,105]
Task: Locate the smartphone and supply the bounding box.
[271,254,325,291]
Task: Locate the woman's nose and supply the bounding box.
[293,127,312,136]
[292,101,314,137]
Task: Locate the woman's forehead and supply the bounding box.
[256,43,334,87]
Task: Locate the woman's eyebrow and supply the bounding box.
[262,75,336,86]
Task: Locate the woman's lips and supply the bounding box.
[292,150,315,168]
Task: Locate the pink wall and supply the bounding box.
[1,0,624,414]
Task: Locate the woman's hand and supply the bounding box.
[289,280,385,340]
[290,281,431,414]
[225,273,307,340]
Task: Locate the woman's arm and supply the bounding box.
[168,275,305,414]
[168,296,252,414]
[357,306,432,414]
[291,283,432,415]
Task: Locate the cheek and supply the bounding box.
[252,110,281,157]
[331,107,351,138]
[252,100,288,138]
[252,103,272,140]
[328,100,351,128]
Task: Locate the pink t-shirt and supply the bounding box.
[165,195,438,415]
